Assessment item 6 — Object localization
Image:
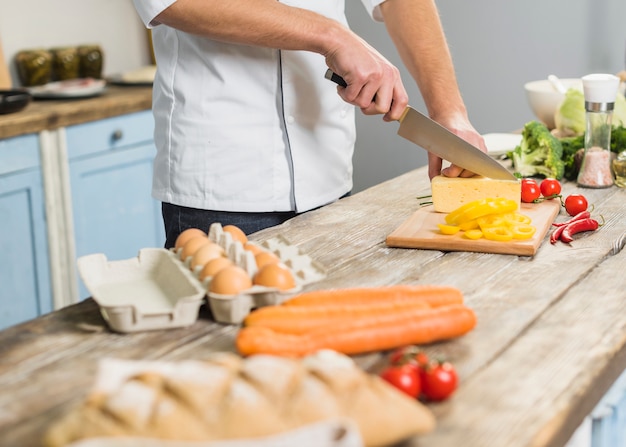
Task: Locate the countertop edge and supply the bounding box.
[0,85,153,139]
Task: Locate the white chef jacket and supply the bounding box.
[133,0,386,212]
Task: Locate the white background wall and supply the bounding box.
[0,0,151,83]
[1,0,625,192]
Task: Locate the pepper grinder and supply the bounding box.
[577,73,620,188]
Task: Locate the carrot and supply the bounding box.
[236,304,477,357]
[283,285,464,308]
[244,300,431,335]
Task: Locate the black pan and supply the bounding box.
[0,90,32,114]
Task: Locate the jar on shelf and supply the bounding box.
[14,49,53,87]
[77,45,104,79]
[50,47,80,81]
[577,74,620,188]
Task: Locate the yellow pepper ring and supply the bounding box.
[477,215,507,229]
[445,199,486,225]
[482,227,514,241]
[511,224,536,240]
[459,219,479,231]
[464,229,483,240]
[463,200,518,223]
[446,198,519,226]
[504,212,532,225]
[437,223,461,235]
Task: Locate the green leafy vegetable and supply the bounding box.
[512,121,565,180]
[559,134,584,180]
[555,90,626,136]
[555,89,586,136]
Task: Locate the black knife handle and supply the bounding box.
[325,69,347,88]
[325,69,379,102]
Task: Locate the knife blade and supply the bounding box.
[325,69,517,181]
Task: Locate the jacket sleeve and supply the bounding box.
[359,0,386,21]
[132,0,177,28]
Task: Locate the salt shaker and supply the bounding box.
[577,74,620,188]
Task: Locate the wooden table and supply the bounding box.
[1,166,625,447]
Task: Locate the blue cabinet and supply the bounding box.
[66,111,165,299]
[0,134,52,329]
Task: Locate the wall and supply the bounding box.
[0,1,151,85]
[1,0,624,192]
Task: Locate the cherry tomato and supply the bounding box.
[420,361,458,401]
[521,179,541,203]
[389,346,429,375]
[539,178,562,199]
[380,364,421,398]
[564,194,588,217]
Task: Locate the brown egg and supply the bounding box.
[190,242,226,270]
[209,265,253,295]
[253,262,296,291]
[180,235,211,261]
[174,228,207,250]
[222,224,248,244]
[199,257,233,281]
[255,251,280,268]
[243,242,264,256]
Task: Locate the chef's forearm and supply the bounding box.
[154,0,349,56]
[379,0,468,121]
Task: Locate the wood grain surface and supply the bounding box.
[0,165,625,447]
[386,200,561,256]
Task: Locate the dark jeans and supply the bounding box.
[161,204,298,249]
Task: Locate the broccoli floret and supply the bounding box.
[610,125,626,154]
[511,121,565,180]
[559,134,584,181]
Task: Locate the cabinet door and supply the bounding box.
[67,113,165,299]
[0,137,52,329]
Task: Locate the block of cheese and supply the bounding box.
[431,175,521,213]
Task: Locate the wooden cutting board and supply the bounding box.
[386,200,561,256]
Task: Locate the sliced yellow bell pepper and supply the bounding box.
[445,200,484,226]
[445,198,518,226]
[464,229,483,240]
[510,224,536,240]
[459,219,479,231]
[437,223,461,235]
[482,227,514,241]
[503,212,532,226]
[477,215,507,229]
[441,198,537,243]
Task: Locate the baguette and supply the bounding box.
[43,351,435,447]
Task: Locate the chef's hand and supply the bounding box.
[324,35,408,122]
[427,116,488,180]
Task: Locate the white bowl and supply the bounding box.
[524,78,582,129]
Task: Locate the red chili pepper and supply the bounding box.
[550,225,566,244]
[552,210,591,227]
[560,218,599,243]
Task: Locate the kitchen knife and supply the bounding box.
[325,69,517,181]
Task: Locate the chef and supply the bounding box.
[131,0,487,247]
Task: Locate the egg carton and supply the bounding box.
[77,248,206,333]
[176,223,327,324]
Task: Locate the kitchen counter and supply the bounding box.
[0,85,152,139]
[1,165,625,447]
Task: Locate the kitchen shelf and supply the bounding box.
[0,85,152,139]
